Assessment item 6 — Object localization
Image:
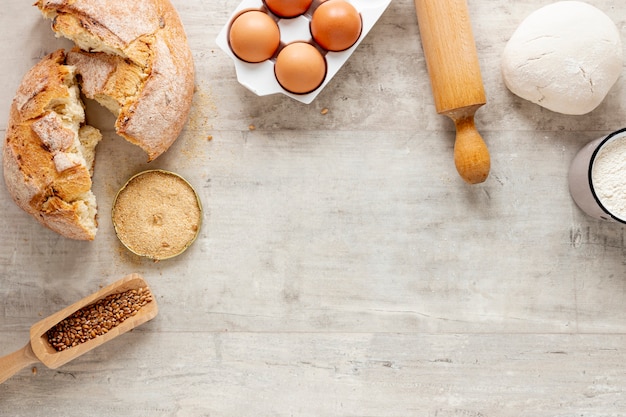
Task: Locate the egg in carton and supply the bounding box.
[216,0,393,104]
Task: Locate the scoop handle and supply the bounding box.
[453,114,490,184]
[0,343,38,384]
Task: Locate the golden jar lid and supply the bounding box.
[112,169,202,260]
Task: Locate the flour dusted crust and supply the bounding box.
[3,50,102,240]
[36,0,195,161]
[2,0,193,240]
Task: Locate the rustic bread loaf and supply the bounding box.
[36,0,195,161]
[3,50,102,240]
[2,0,194,240]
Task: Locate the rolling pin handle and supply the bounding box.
[453,116,490,184]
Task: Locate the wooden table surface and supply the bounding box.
[1,0,625,415]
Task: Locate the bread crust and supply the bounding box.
[3,50,100,240]
[2,0,193,240]
[37,0,195,161]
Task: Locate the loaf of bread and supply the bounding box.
[2,0,195,240]
[36,0,195,161]
[3,50,102,240]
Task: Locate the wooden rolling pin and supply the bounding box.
[414,0,490,184]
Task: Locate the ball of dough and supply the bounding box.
[501,1,623,115]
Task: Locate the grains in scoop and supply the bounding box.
[46,287,153,352]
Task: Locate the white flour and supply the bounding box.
[591,134,626,220]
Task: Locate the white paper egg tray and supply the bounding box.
[216,0,393,104]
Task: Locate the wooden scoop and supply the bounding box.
[0,273,158,384]
[414,0,490,184]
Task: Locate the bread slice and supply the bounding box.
[36,0,195,161]
[3,50,102,240]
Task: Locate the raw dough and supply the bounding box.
[501,1,623,115]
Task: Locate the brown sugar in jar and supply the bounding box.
[112,170,202,260]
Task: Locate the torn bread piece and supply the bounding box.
[36,0,195,161]
[3,50,102,240]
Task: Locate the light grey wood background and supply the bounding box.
[1,0,626,416]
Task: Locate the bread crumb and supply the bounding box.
[248,124,255,131]
[321,108,329,115]
[31,367,37,375]
[113,171,202,260]
[180,81,216,165]
[207,135,213,141]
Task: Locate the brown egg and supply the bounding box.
[264,0,313,18]
[274,42,327,94]
[229,11,280,63]
[310,0,362,52]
